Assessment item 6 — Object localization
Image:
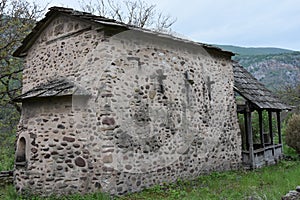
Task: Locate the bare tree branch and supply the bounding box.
[0,0,46,116]
[78,0,176,32]
[0,69,23,80]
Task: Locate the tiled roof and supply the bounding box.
[233,62,290,110]
[13,6,234,57]
[14,79,88,102]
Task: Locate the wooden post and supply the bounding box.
[268,110,273,145]
[258,110,264,147]
[244,112,249,150]
[268,110,276,159]
[246,102,254,168]
[276,111,282,144]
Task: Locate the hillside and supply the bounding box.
[215,45,300,90]
[215,45,295,56]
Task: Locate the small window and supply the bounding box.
[16,137,26,166]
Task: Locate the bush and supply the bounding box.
[285,114,300,154]
[0,134,15,171]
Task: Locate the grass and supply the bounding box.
[1,160,299,200]
[0,136,15,171]
[120,160,300,200]
[0,185,111,200]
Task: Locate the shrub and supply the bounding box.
[285,114,300,154]
[0,134,15,171]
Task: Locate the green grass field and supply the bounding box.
[1,160,299,200]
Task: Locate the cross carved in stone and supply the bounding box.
[157,69,167,94]
[207,76,215,101]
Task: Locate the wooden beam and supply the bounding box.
[244,112,249,150]
[277,111,282,144]
[246,102,254,168]
[268,110,274,145]
[45,27,92,45]
[258,110,265,147]
[237,105,246,113]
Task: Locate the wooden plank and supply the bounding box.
[258,110,265,147]
[277,111,282,144]
[268,110,274,145]
[246,102,254,168]
[244,112,249,150]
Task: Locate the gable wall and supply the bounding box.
[16,16,242,195]
[22,15,103,93]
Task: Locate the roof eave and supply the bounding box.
[13,11,60,57]
[13,6,234,58]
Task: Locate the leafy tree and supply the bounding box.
[276,83,300,114]
[285,114,300,155]
[0,0,44,113]
[78,0,176,32]
[0,0,45,170]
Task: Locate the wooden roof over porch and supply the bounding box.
[233,62,291,111]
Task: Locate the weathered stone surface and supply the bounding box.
[75,157,86,167]
[31,148,38,154]
[282,187,300,200]
[57,124,65,129]
[73,143,80,148]
[102,117,115,126]
[103,155,113,163]
[63,136,75,142]
[14,9,241,197]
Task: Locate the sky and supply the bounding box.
[32,0,300,51]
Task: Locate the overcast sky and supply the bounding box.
[34,0,300,51]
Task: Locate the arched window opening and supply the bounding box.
[16,137,26,166]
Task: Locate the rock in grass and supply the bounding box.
[282,186,300,200]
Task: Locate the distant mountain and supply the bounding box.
[235,52,300,90]
[214,45,300,90]
[215,44,295,56]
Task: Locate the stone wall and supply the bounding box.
[22,15,103,93]
[15,96,92,194]
[15,15,242,196]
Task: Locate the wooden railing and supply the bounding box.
[242,144,283,168]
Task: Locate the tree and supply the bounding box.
[0,0,45,113]
[0,0,45,170]
[78,0,176,32]
[285,113,300,155]
[276,82,300,114]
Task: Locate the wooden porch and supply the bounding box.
[242,144,283,168]
[238,103,284,168]
[233,62,291,169]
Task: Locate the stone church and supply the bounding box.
[13,7,287,196]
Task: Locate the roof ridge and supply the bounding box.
[48,6,117,23]
[13,6,234,57]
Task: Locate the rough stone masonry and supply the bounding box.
[14,9,242,196]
